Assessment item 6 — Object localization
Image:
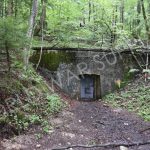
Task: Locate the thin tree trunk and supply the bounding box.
[136,0,141,36]
[34,0,47,36]
[120,0,124,29]
[14,0,18,18]
[5,41,10,71]
[111,5,118,44]
[88,1,91,22]
[36,0,45,70]
[24,0,38,69]
[140,0,150,81]
[27,0,38,38]
[137,0,141,25]
[93,3,95,21]
[141,0,150,41]
[0,0,4,17]
[40,0,46,30]
[4,0,7,17]
[145,53,149,82]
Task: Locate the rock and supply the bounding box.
[51,118,63,125]
[62,132,75,138]
[1,141,27,150]
[120,146,128,150]
[124,122,129,126]
[113,108,123,113]
[67,142,71,145]
[13,135,35,145]
[36,144,41,148]
[48,130,54,134]
[62,111,74,117]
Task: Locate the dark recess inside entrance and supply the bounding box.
[80,74,101,100]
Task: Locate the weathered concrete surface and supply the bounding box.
[31,51,141,99]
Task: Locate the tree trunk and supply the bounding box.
[111,5,118,44]
[141,0,150,41]
[137,0,141,25]
[88,1,91,22]
[135,0,141,37]
[140,0,150,81]
[7,0,14,16]
[120,0,124,29]
[24,0,38,69]
[14,0,18,18]
[5,41,10,71]
[0,0,4,17]
[40,0,47,30]
[36,0,45,69]
[27,0,38,38]
[34,0,47,36]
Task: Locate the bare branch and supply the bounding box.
[52,141,150,150]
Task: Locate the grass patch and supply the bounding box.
[103,84,150,121]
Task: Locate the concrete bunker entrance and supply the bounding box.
[79,74,101,100]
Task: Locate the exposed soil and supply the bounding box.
[1,70,150,150]
[1,100,150,150]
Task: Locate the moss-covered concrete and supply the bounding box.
[30,51,143,100]
[30,51,75,71]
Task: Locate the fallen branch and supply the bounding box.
[140,127,150,133]
[52,141,150,150]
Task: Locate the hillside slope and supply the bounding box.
[0,62,64,140]
[103,75,150,121]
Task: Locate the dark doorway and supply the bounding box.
[80,75,101,100]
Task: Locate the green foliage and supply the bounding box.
[1,0,150,139]
[104,85,150,121]
[1,0,150,50]
[11,60,24,69]
[43,0,148,48]
[21,65,43,84]
[4,111,29,132]
[46,94,63,114]
[35,133,42,140]
[41,120,53,134]
[0,59,64,135]
[29,114,41,124]
[0,17,26,50]
[0,73,23,94]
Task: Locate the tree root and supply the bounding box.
[52,141,150,150]
[140,127,150,133]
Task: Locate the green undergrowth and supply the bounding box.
[103,82,150,121]
[0,59,65,137]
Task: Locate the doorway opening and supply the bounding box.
[79,74,101,100]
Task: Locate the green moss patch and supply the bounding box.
[30,51,75,71]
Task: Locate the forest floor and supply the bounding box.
[1,101,150,150]
[1,76,150,150]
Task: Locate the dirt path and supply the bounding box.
[1,101,150,150]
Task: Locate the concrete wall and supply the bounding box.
[32,51,140,100]
[56,51,125,99]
